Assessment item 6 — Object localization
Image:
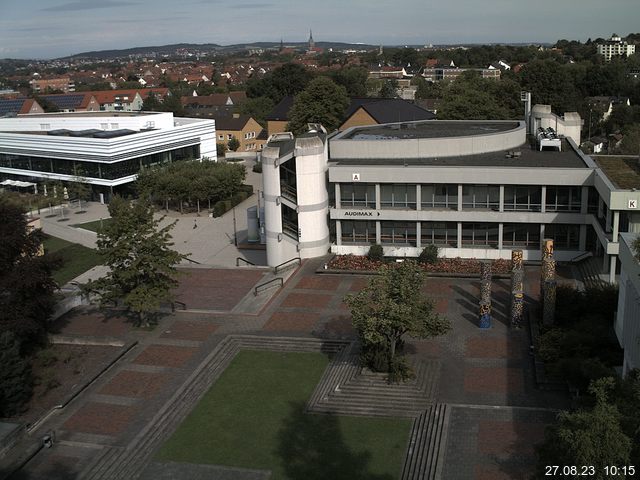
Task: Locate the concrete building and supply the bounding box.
[615,233,640,375]
[597,34,636,62]
[214,114,265,152]
[29,77,75,93]
[0,111,216,198]
[261,108,640,280]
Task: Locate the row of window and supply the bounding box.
[339,184,593,213]
[0,145,199,180]
[340,221,580,250]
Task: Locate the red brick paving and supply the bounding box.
[295,276,342,291]
[99,370,171,398]
[477,421,545,455]
[63,402,137,436]
[173,268,265,311]
[434,298,449,314]
[50,310,133,337]
[281,292,333,309]
[161,320,219,341]
[475,465,531,480]
[464,367,525,394]
[132,345,197,368]
[349,277,369,291]
[263,311,320,332]
[465,337,523,359]
[320,314,356,336]
[423,280,453,295]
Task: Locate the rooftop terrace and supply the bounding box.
[342,121,520,141]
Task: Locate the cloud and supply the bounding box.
[41,0,137,12]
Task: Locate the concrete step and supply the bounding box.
[401,404,449,480]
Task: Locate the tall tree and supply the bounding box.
[329,66,369,97]
[83,197,187,326]
[535,377,632,479]
[287,77,349,134]
[246,63,313,103]
[0,331,33,417]
[344,260,451,372]
[0,198,59,348]
[378,79,398,98]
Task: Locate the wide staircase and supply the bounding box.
[306,344,440,418]
[575,256,607,289]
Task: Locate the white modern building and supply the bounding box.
[597,34,636,62]
[0,111,216,197]
[615,233,640,375]
[262,107,640,280]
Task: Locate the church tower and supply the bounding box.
[308,30,315,51]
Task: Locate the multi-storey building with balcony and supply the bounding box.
[261,108,640,284]
[597,34,636,62]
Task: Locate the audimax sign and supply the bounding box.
[344,211,381,217]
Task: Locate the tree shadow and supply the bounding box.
[7,459,78,480]
[276,402,394,480]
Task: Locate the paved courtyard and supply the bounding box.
[9,258,568,480]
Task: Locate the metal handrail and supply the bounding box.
[570,251,593,264]
[184,256,202,265]
[172,301,186,312]
[254,277,283,296]
[236,257,256,267]
[274,257,301,274]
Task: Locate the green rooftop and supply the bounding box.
[594,156,640,190]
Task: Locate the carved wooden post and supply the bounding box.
[479,261,492,328]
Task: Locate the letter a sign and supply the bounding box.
[352,173,360,182]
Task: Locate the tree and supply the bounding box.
[0,331,33,417]
[287,77,349,134]
[616,123,640,155]
[0,198,59,348]
[344,260,451,375]
[69,173,91,212]
[535,378,632,479]
[83,197,188,326]
[238,96,274,127]
[227,136,240,152]
[329,66,369,97]
[378,79,398,98]
[246,63,313,103]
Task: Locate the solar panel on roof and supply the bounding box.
[0,99,25,116]
[92,129,136,139]
[41,94,84,109]
[69,129,102,137]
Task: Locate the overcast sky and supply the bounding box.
[0,0,637,59]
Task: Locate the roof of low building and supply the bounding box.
[265,96,294,121]
[0,98,38,117]
[213,114,253,131]
[345,98,436,124]
[593,156,640,189]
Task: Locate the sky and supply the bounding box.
[0,0,638,59]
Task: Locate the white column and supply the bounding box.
[335,183,341,209]
[376,221,381,244]
[416,222,421,248]
[375,184,381,210]
[457,222,462,249]
[540,186,546,213]
[416,184,421,211]
[499,185,505,213]
[457,184,463,211]
[336,220,342,246]
[609,255,617,284]
[498,223,504,251]
[612,211,620,241]
[581,186,589,214]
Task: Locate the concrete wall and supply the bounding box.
[530,105,582,145]
[339,108,377,131]
[616,233,640,375]
[7,111,173,131]
[330,121,526,159]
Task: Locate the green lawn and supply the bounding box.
[72,218,112,233]
[157,350,410,480]
[43,236,102,285]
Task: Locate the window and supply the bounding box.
[421,222,457,247]
[502,223,540,248]
[504,186,542,211]
[40,123,50,130]
[462,185,500,210]
[380,221,416,246]
[227,134,233,140]
[421,184,457,209]
[110,123,119,129]
[545,187,581,212]
[341,221,376,244]
[545,224,580,250]
[218,135,224,140]
[380,184,416,209]
[340,183,376,208]
[461,223,499,248]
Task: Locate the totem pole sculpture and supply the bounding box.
[510,249,524,327]
[541,239,557,326]
[479,261,492,328]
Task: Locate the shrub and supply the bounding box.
[240,184,254,195]
[212,200,227,218]
[387,356,415,384]
[367,244,384,262]
[418,244,439,264]
[231,191,248,207]
[252,161,262,173]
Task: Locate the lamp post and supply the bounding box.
[232,206,238,247]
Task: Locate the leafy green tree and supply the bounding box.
[238,96,274,127]
[518,59,580,113]
[227,136,240,152]
[344,260,451,371]
[246,63,313,103]
[0,198,59,348]
[142,92,162,111]
[378,79,398,98]
[0,331,33,417]
[535,378,632,479]
[287,77,349,134]
[616,124,640,155]
[329,66,369,97]
[69,171,91,212]
[83,197,187,326]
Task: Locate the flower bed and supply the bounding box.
[327,255,511,275]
